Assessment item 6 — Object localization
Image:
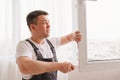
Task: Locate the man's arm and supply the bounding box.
[17,56,74,75]
[61,31,82,45]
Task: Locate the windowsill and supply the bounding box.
[79,60,120,72]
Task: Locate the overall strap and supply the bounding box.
[24,39,57,80]
[25,39,43,60]
[46,39,58,62]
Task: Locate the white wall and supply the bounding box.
[69,68,120,80]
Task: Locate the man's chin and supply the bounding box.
[44,34,50,38]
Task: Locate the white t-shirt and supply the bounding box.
[16,37,61,79]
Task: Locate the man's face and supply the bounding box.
[31,15,50,38]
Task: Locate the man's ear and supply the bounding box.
[30,24,36,31]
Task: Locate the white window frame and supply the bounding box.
[76,0,120,72]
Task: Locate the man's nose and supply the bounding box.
[47,23,50,28]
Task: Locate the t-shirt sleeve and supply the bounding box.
[16,41,33,59]
[48,37,61,49]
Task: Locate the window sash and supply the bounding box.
[77,0,120,71]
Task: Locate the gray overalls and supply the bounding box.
[22,39,58,80]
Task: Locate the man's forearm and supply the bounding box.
[61,31,81,45]
[61,33,74,45]
[17,57,60,75]
[24,60,60,75]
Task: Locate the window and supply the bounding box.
[78,0,120,71]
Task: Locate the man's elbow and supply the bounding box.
[16,57,32,75]
[18,64,31,74]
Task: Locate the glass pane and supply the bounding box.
[86,0,120,61]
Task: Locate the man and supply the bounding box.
[16,10,82,80]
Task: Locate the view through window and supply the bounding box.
[86,0,120,61]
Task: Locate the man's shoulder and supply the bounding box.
[17,39,31,48]
[47,37,61,48]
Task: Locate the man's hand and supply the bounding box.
[61,30,82,45]
[72,31,82,42]
[58,62,75,73]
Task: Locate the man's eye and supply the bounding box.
[42,21,49,25]
[42,22,46,24]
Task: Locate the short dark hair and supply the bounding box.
[26,10,48,30]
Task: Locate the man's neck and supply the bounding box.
[31,37,45,44]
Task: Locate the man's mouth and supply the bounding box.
[47,30,50,33]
